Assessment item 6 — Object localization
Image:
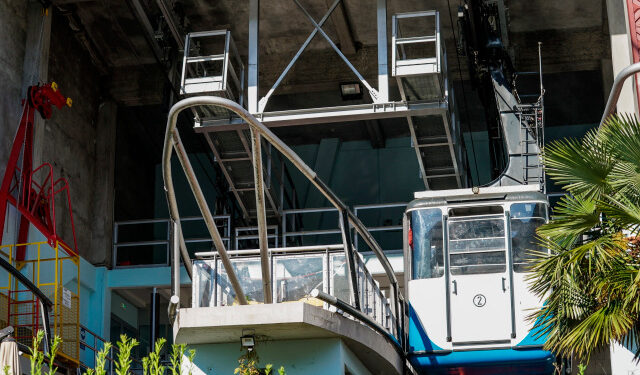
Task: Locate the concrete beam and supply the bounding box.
[325,0,356,55]
[89,100,117,267]
[107,64,165,106]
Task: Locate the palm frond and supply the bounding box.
[537,195,599,245]
[599,114,640,167]
[543,130,614,199]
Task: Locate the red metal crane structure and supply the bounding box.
[0,82,77,260]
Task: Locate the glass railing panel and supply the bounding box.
[274,253,325,304]
[193,260,216,307]
[217,258,264,305]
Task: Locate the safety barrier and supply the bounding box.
[0,241,79,365]
[193,244,395,334]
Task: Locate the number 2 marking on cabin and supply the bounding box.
[473,294,486,307]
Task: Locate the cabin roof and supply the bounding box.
[408,185,548,210]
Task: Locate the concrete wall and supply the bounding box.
[187,338,370,375]
[45,10,115,265]
[0,3,116,266]
[0,0,29,174]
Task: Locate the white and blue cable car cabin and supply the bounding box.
[404,185,554,374]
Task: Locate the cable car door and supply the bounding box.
[447,212,512,345]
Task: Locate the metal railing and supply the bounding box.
[113,216,231,268]
[282,207,341,246]
[163,96,405,351]
[192,244,395,335]
[392,11,441,77]
[235,225,279,250]
[79,325,145,375]
[354,203,405,253]
[79,325,113,374]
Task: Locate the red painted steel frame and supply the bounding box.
[0,83,77,259]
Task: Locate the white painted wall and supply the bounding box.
[610,342,640,375]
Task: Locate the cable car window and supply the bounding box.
[510,203,547,272]
[448,216,506,275]
[410,209,444,279]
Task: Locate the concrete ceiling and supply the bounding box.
[50,0,610,145]
[53,0,609,91]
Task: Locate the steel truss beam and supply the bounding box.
[195,101,449,131]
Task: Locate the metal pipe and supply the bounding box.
[170,220,180,314]
[601,62,640,126]
[195,244,344,258]
[311,289,401,353]
[251,129,273,303]
[339,210,360,309]
[164,96,400,324]
[171,130,247,304]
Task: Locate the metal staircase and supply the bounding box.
[392,11,465,190]
[181,31,282,221]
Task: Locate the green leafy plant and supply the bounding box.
[115,335,139,375]
[29,330,63,375]
[530,114,640,362]
[169,343,186,375]
[3,365,10,375]
[94,342,112,375]
[30,330,45,375]
[264,364,285,375]
[235,349,286,375]
[147,337,166,375]
[47,335,62,375]
[235,350,260,375]
[186,348,196,375]
[577,362,587,375]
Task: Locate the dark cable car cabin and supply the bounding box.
[404,184,554,374]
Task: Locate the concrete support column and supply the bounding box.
[606,0,636,115]
[90,100,117,266]
[21,1,52,168]
[248,0,259,113]
[376,0,389,103]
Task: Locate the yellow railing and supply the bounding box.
[0,241,80,366]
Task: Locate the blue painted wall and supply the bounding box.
[187,338,372,375]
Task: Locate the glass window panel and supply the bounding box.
[331,254,350,302]
[410,209,444,279]
[217,259,264,305]
[510,203,547,272]
[448,217,506,275]
[275,255,324,303]
[510,202,546,219]
[194,260,215,307]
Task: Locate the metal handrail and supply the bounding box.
[195,244,345,258]
[163,96,402,340]
[113,216,230,268]
[601,62,640,126]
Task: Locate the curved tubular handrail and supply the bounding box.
[163,115,247,305]
[163,96,401,324]
[601,62,640,126]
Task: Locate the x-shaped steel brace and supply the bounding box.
[258,0,380,112]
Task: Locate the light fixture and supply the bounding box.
[340,82,363,100]
[241,335,255,351]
